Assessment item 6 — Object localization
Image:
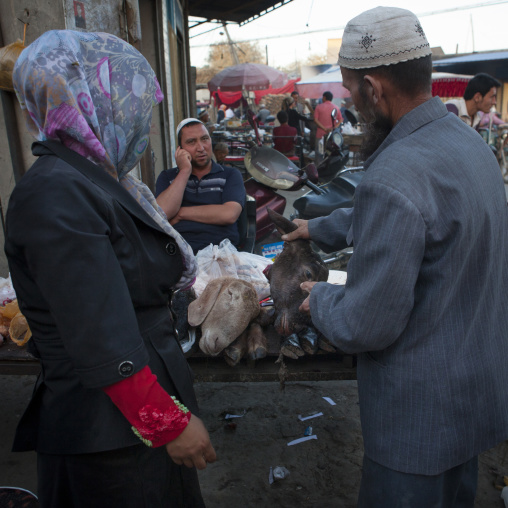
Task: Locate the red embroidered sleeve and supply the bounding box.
[102,365,191,447]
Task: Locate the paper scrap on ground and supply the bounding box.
[298,412,323,421]
[323,397,336,405]
[287,435,318,446]
[225,411,246,419]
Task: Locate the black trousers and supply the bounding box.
[37,444,205,508]
[358,454,478,508]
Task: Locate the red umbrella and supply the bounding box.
[208,63,288,92]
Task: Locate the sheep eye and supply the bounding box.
[305,269,312,280]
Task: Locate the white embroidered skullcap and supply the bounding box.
[338,6,432,69]
[176,118,204,138]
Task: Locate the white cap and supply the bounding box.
[176,118,204,139]
[338,7,432,69]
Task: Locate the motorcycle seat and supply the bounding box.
[293,179,358,219]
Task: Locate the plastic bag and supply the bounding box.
[194,239,271,300]
[0,299,32,346]
[0,299,20,320]
[0,275,16,305]
[9,312,32,346]
[341,122,362,135]
[0,39,25,92]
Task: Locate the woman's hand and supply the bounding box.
[165,414,217,470]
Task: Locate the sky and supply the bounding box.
[189,0,508,69]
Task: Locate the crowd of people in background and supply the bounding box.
[5,7,508,505]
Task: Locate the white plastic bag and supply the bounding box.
[341,122,362,135]
[0,274,16,305]
[194,239,271,300]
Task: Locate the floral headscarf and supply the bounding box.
[13,30,196,289]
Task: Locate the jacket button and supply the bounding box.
[118,361,134,377]
[165,242,177,255]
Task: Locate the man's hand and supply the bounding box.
[281,219,310,242]
[299,281,318,315]
[175,146,192,174]
[169,211,181,226]
[165,414,217,470]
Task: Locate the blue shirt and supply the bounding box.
[155,161,245,253]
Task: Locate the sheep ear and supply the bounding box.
[188,278,224,326]
[267,208,298,235]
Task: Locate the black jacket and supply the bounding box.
[5,142,198,454]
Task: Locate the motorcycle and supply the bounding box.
[478,126,508,183]
[178,111,363,355]
[241,108,364,267]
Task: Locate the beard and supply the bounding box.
[191,154,211,170]
[359,113,393,161]
[356,81,394,161]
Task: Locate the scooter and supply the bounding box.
[241,109,364,265]
[478,125,508,184]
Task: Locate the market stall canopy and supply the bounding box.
[208,63,288,93]
[189,0,293,25]
[296,66,473,99]
[212,79,299,109]
[295,66,350,100]
[432,51,508,80]
[431,72,472,98]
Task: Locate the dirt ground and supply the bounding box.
[1,374,507,507]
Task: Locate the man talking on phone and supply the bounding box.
[155,118,245,254]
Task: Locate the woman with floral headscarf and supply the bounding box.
[5,30,215,507]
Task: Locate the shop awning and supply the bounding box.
[295,66,473,99]
[433,51,508,66]
[188,0,293,25]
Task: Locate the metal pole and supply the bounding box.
[223,23,240,65]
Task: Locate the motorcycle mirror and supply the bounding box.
[326,127,344,153]
[244,145,302,190]
[304,163,319,184]
[331,108,337,119]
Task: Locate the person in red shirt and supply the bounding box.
[272,110,298,156]
[313,91,342,163]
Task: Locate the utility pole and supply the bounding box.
[470,14,475,52]
[222,22,240,65]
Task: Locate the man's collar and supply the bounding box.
[189,159,225,178]
[364,97,448,170]
[210,160,226,173]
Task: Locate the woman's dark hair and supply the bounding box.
[464,73,501,100]
[277,110,288,123]
[354,54,433,97]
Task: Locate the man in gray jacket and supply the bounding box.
[283,7,508,507]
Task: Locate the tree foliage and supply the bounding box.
[196,41,264,85]
[269,53,329,79]
[303,53,329,66]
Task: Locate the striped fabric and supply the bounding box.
[309,97,508,475]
